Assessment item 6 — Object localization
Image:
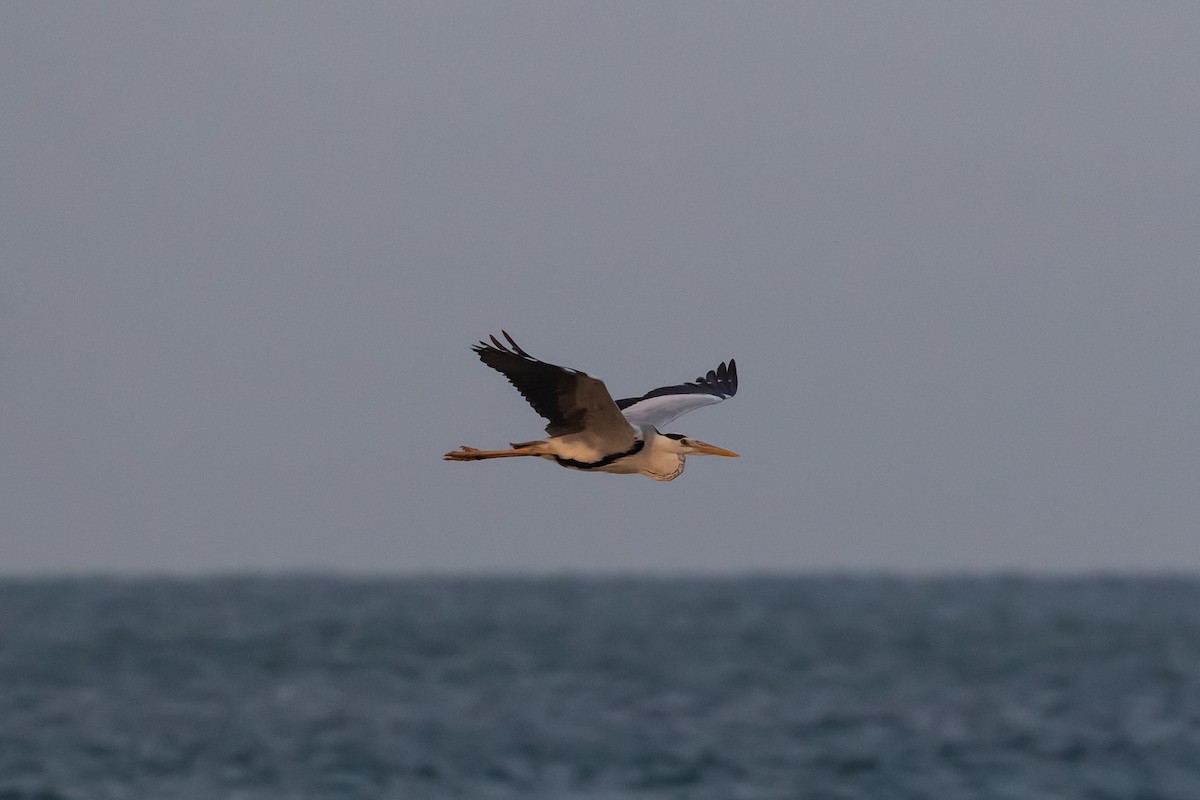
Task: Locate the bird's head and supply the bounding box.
[662,432,739,458]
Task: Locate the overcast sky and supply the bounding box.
[3,3,1199,575]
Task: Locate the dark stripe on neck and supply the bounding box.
[554,438,645,470]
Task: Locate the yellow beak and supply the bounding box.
[690,440,740,458]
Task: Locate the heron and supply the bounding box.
[443,331,739,481]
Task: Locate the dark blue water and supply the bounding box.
[1,576,1198,799]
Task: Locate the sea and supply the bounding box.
[1,576,1197,799]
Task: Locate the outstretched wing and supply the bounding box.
[472,331,636,448]
[617,359,738,430]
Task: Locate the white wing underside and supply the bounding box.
[620,393,728,431]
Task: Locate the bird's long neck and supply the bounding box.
[639,427,686,481]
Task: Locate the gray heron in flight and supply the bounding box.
[444,331,738,481]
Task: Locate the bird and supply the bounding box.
[443,331,738,481]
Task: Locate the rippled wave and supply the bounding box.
[1,576,1198,798]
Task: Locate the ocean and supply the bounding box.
[1,576,1197,799]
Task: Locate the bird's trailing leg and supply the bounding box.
[443,445,541,462]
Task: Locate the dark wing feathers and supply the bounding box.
[472,331,632,442]
[615,359,738,410]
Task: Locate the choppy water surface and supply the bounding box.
[1,576,1198,799]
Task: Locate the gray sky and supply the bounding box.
[4,3,1199,574]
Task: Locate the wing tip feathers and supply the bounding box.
[474,331,534,361]
[694,358,738,398]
